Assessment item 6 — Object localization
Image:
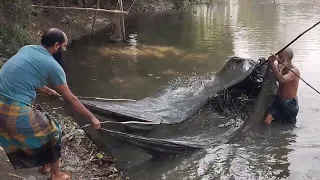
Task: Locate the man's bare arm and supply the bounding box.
[269,61,286,84]
[269,58,299,84]
[36,86,56,95]
[54,83,101,129]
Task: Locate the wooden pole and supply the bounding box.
[32,5,129,14]
[261,20,320,66]
[275,21,320,56]
[90,0,101,38]
[68,28,72,38]
[127,0,136,11]
[82,120,160,128]
[118,0,126,40]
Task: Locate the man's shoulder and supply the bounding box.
[7,45,40,61]
[287,67,300,81]
[20,45,57,67]
[21,45,50,56]
[20,45,39,51]
[291,66,300,75]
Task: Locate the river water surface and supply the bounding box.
[64,0,320,179]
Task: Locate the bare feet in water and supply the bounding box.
[264,113,273,125]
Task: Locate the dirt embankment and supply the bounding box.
[26,0,176,45]
[0,0,177,59]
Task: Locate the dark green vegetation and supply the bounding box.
[0,0,32,56]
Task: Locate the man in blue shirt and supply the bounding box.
[0,28,100,180]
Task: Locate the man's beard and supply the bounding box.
[53,48,64,68]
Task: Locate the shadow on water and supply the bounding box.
[61,0,320,179]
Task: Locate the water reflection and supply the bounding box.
[63,0,320,179]
[64,4,234,100]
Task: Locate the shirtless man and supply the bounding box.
[264,47,300,124]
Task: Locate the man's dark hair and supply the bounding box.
[40,28,66,47]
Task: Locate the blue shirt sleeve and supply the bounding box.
[48,61,67,87]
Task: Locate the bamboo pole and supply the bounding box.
[68,28,72,38]
[90,0,101,38]
[127,0,136,11]
[7,173,25,179]
[32,5,129,14]
[261,20,320,67]
[82,120,160,128]
[118,0,126,40]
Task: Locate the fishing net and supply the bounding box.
[77,56,266,124]
[65,56,276,158]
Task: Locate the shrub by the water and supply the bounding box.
[0,0,32,57]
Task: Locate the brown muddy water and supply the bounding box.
[63,0,320,179]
